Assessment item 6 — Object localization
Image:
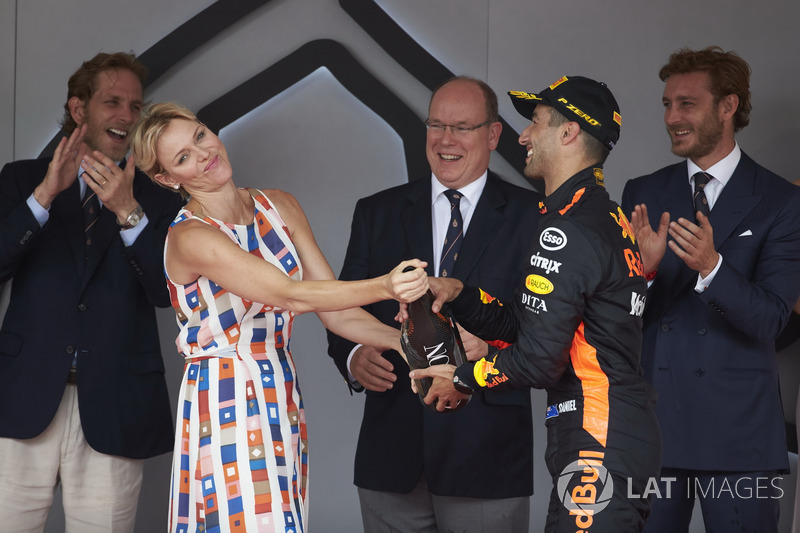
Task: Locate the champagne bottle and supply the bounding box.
[400,268,469,412]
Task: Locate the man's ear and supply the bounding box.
[487,121,502,150]
[561,122,581,145]
[68,96,86,126]
[719,93,739,122]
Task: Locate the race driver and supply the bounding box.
[410,76,662,533]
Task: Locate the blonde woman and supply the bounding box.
[130,102,427,532]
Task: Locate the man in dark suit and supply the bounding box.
[622,46,800,533]
[327,76,540,531]
[0,52,183,531]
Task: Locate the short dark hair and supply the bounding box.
[659,46,751,132]
[60,52,148,135]
[546,106,610,164]
[430,76,499,123]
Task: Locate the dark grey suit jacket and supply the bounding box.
[327,173,541,497]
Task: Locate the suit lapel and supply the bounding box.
[663,164,695,226]
[50,181,86,277]
[81,206,117,288]
[451,175,506,281]
[401,180,435,275]
[708,153,760,249]
[658,165,701,300]
[82,162,139,289]
[656,154,761,306]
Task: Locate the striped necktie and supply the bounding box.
[82,188,101,255]
[439,189,463,277]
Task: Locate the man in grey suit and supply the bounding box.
[327,76,541,532]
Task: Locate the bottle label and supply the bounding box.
[423,342,449,365]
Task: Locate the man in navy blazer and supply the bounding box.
[622,46,800,533]
[0,52,183,531]
[327,77,540,531]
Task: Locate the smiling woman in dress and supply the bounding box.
[130,102,427,533]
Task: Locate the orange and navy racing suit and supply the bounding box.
[450,166,662,533]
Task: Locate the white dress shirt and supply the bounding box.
[687,143,741,292]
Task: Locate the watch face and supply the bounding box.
[122,206,143,228]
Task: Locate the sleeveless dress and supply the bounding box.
[166,190,307,533]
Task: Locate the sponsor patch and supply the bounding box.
[473,356,499,387]
[630,292,646,317]
[540,227,567,251]
[557,97,602,127]
[549,76,569,90]
[526,274,554,295]
[473,354,509,388]
[509,90,543,101]
[610,207,636,245]
[547,400,577,419]
[521,293,548,314]
[478,288,502,305]
[624,248,644,278]
[557,451,613,529]
[530,252,561,274]
[593,167,605,186]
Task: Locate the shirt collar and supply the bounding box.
[430,171,488,207]
[686,142,741,187]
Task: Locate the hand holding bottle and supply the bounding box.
[400,267,470,412]
[386,260,429,303]
[409,365,469,412]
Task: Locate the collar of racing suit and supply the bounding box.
[539,165,605,215]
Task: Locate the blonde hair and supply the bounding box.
[130,102,199,198]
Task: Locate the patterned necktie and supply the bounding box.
[82,188,101,254]
[692,172,712,220]
[439,189,463,277]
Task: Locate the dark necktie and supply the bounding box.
[439,189,463,277]
[82,188,100,254]
[692,172,712,220]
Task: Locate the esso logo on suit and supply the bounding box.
[540,227,567,251]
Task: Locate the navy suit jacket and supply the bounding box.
[0,157,183,459]
[621,152,800,472]
[327,173,541,498]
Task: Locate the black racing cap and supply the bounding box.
[508,75,621,150]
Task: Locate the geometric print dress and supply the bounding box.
[165,189,307,533]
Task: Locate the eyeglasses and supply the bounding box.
[425,119,491,136]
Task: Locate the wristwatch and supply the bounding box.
[119,204,143,229]
[453,372,475,395]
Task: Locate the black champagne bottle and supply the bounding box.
[400,269,469,412]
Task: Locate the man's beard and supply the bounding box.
[669,112,724,160]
